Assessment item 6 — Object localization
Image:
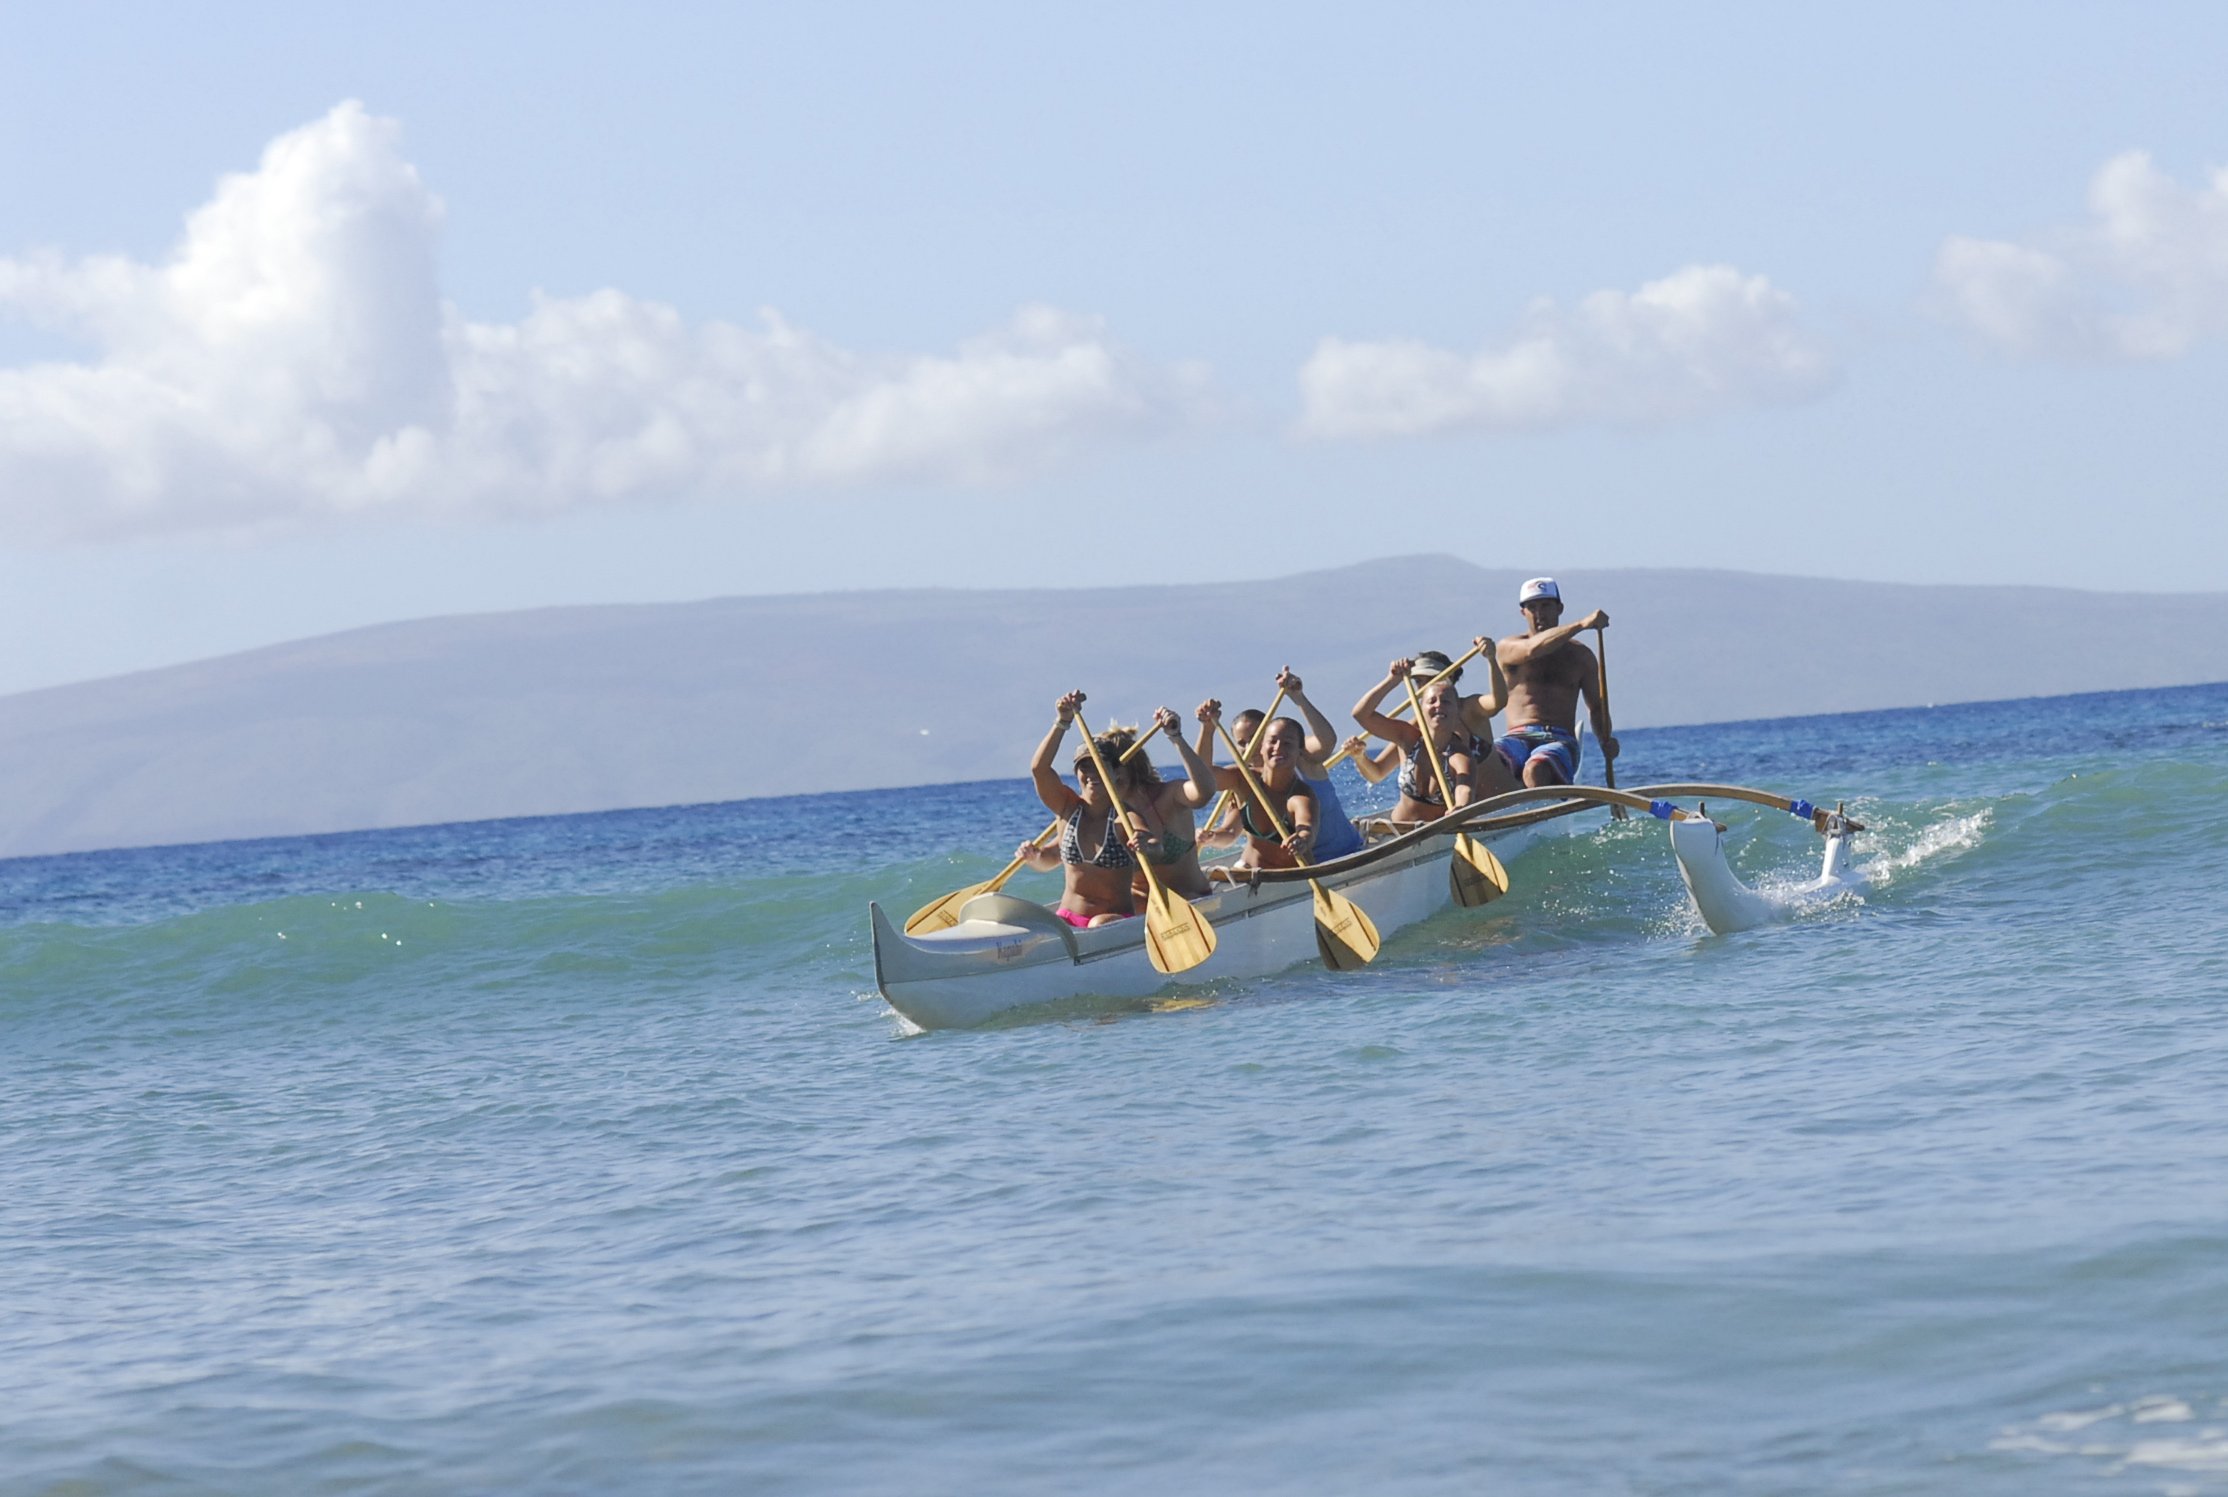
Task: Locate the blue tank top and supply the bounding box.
[1301,772,1365,860]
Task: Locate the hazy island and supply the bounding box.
[1,555,2223,858]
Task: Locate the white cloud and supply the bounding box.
[0,103,1205,541]
[1296,264,1836,440]
[1932,151,2228,361]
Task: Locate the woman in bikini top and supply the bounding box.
[1059,798,1134,870]
[1116,706,1218,900]
[1018,691,1141,928]
[1351,657,1479,823]
[1018,695,1218,925]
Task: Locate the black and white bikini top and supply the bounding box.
[1061,804,1134,870]
[1396,732,1478,807]
[1396,737,1446,807]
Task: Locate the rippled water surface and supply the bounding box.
[6,683,2228,1494]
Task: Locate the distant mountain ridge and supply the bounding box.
[3,555,2225,857]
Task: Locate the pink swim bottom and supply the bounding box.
[1056,908,1133,929]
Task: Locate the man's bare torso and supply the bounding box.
[1498,636,1595,733]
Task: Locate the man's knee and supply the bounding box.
[1521,756,1568,788]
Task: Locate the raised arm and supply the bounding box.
[1353,660,1424,745]
[1276,666,1342,760]
[1461,635,1508,736]
[1031,691,1087,816]
[1156,706,1217,808]
[1193,698,1254,796]
[1496,610,1608,668]
[1341,736,1402,784]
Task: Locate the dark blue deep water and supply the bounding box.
[5,682,2227,1494]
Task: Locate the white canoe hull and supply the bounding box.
[872,828,1530,1029]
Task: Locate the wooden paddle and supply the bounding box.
[1074,709,1216,976]
[903,719,1166,935]
[1594,624,1626,821]
[1203,684,1288,829]
[1323,638,1490,771]
[1401,673,1510,907]
[1212,722,1379,970]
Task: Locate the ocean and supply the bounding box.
[4,680,2227,1495]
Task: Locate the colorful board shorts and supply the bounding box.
[1493,725,1581,783]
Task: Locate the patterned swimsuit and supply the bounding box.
[1061,805,1134,870]
[1396,734,1470,806]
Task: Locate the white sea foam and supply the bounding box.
[1994,1396,2228,1477]
[2035,1402,2125,1432]
[1862,808,1991,886]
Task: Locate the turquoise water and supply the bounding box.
[5,682,2227,1494]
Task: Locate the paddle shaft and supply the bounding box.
[1324,638,1489,770]
[1594,625,1625,819]
[1071,710,1176,909]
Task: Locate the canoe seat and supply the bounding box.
[956,892,1081,958]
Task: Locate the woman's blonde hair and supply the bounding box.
[1076,724,1161,787]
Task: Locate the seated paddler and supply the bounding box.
[1268,666,1367,862]
[1407,645,1510,795]
[1016,690,1142,928]
[1193,699,1320,871]
[1116,707,1219,900]
[1488,577,1618,789]
[1352,657,1479,822]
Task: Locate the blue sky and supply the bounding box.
[2,2,2224,694]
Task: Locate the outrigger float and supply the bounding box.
[870,782,1865,1030]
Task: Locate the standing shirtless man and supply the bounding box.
[1481,577,1618,790]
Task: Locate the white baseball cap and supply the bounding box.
[1518,576,1561,606]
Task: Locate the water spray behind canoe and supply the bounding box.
[1664,798,1867,934]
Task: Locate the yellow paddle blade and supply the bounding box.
[1142,886,1217,975]
[1470,837,1511,897]
[1449,834,1508,908]
[1310,882,1380,970]
[903,880,988,935]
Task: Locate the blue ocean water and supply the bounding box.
[4,681,2227,1495]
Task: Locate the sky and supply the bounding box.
[2,1,2225,696]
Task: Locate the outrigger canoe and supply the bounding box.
[870,782,1862,1030]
